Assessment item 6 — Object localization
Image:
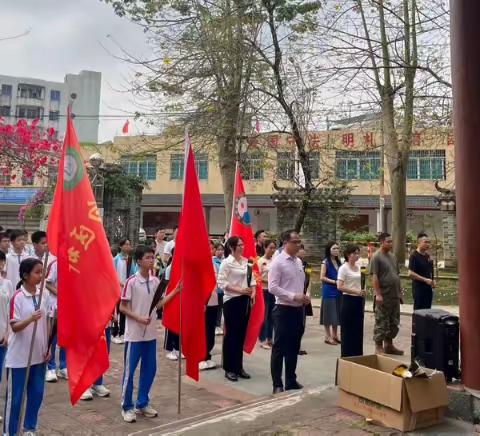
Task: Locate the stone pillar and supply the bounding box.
[439,200,457,269]
[451,0,480,391]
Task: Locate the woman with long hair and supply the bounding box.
[217,236,256,382]
[320,241,342,345]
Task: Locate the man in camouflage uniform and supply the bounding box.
[370,232,404,355]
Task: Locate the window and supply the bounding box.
[16,106,43,119]
[21,171,34,186]
[195,153,208,180]
[0,168,11,186]
[407,150,446,180]
[241,152,264,181]
[309,152,320,180]
[0,106,10,116]
[336,151,380,180]
[170,154,184,180]
[50,90,61,101]
[121,155,157,181]
[1,85,12,96]
[49,111,59,121]
[277,152,295,181]
[18,84,44,99]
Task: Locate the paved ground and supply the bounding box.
[9,305,473,435]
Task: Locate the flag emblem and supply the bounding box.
[235,194,251,226]
[64,148,85,191]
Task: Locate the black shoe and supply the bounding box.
[285,381,303,391]
[237,369,251,379]
[273,386,284,394]
[298,350,308,355]
[225,371,238,382]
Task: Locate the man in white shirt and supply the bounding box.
[163,226,178,264]
[5,230,30,288]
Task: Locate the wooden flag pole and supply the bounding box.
[18,250,49,436]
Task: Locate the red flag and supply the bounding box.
[47,113,120,404]
[230,165,265,353]
[162,142,216,381]
[122,120,129,134]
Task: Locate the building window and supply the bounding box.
[18,84,44,99]
[49,111,59,121]
[309,152,320,180]
[195,153,208,180]
[50,90,61,101]
[21,171,34,186]
[16,106,43,119]
[0,106,10,116]
[336,151,380,180]
[277,152,295,181]
[1,85,12,96]
[407,150,446,180]
[170,154,184,180]
[121,155,157,181]
[0,168,11,186]
[241,151,264,181]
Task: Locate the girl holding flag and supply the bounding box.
[4,258,50,436]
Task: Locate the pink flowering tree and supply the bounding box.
[0,118,62,222]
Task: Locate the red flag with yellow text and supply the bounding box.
[162,141,216,380]
[47,114,120,404]
[230,165,264,353]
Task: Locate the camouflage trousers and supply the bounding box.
[373,299,400,342]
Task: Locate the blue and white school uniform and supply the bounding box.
[45,260,66,372]
[0,277,13,382]
[121,272,160,412]
[5,251,31,290]
[4,286,50,435]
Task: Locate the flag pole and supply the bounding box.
[177,282,182,415]
[18,250,49,436]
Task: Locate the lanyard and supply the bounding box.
[145,278,151,295]
[31,294,40,311]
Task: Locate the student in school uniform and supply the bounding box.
[163,250,182,361]
[0,251,14,418]
[30,231,48,261]
[4,258,50,436]
[112,239,137,344]
[44,259,67,383]
[119,245,179,423]
[5,230,31,288]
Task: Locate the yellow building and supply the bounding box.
[0,127,454,238]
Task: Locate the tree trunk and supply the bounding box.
[218,136,237,231]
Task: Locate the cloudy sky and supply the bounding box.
[0,0,157,142]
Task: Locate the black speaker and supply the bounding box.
[411,309,460,382]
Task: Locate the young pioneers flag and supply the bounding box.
[47,113,120,404]
[162,138,216,381]
[230,165,265,353]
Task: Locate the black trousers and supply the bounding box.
[271,305,304,388]
[340,295,365,358]
[216,294,224,327]
[413,288,433,311]
[205,305,219,361]
[115,301,126,337]
[222,295,251,374]
[164,329,179,351]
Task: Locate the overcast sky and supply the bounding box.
[0,0,156,142]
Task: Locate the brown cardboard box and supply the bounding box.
[336,355,448,432]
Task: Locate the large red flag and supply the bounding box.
[230,165,265,353]
[47,114,120,404]
[162,142,216,381]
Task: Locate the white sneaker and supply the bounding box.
[91,384,110,397]
[199,361,209,371]
[215,327,223,335]
[206,360,217,369]
[111,336,122,344]
[122,409,136,423]
[80,389,93,401]
[137,405,158,418]
[57,368,68,380]
[45,369,58,383]
[118,335,125,344]
[166,351,178,361]
[24,432,36,436]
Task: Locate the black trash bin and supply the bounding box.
[411,309,460,382]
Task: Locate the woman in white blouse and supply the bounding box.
[217,236,256,382]
[336,244,366,358]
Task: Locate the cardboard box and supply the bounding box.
[336,355,448,432]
